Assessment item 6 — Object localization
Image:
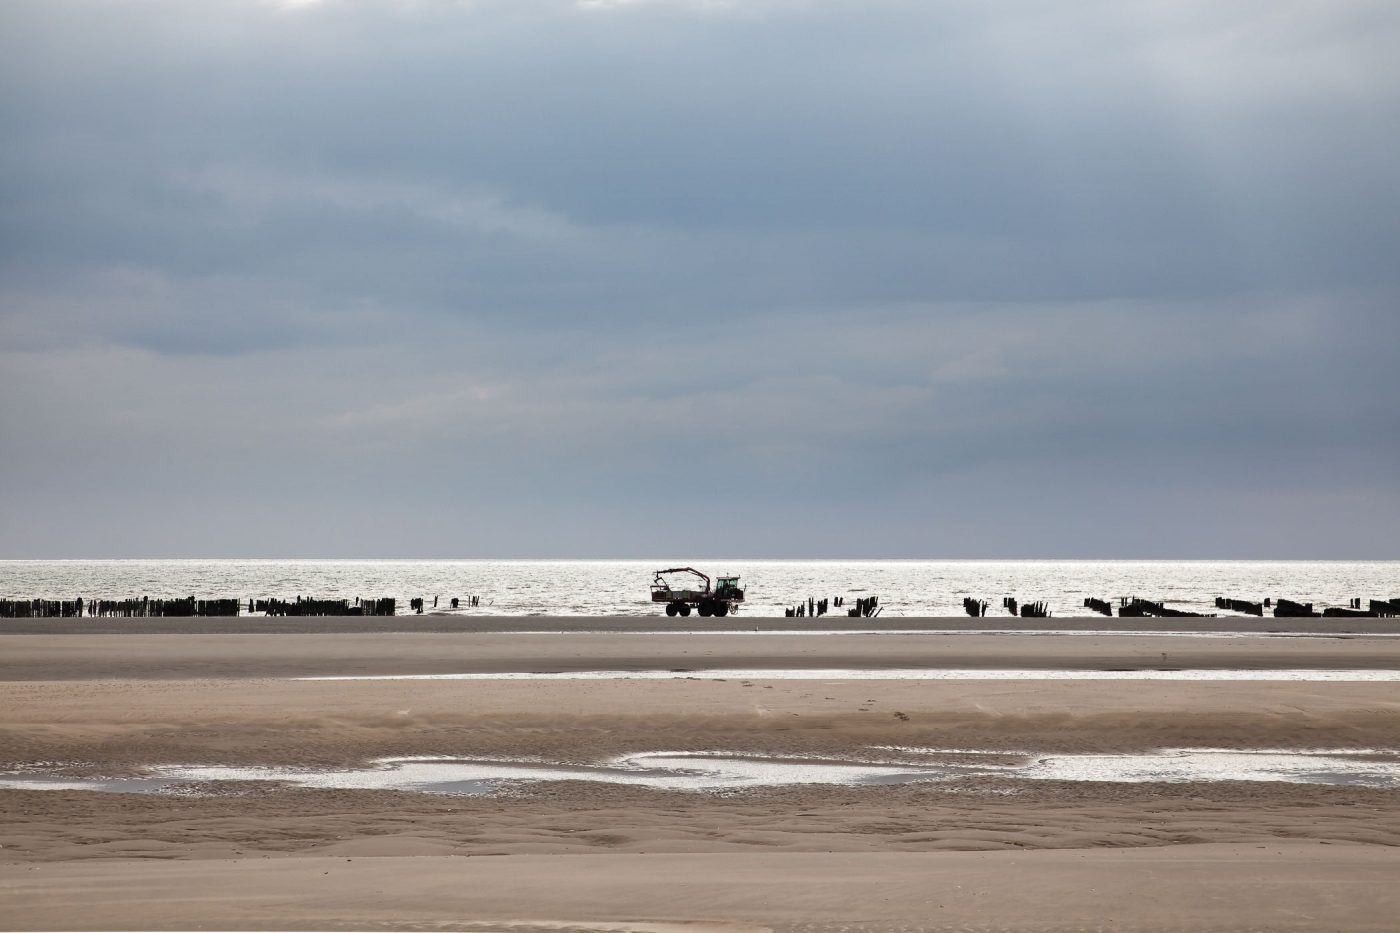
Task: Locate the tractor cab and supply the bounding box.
[715,576,744,599]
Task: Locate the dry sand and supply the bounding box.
[2,621,1399,930]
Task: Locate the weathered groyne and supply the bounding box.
[1,597,394,618]
[253,598,396,617]
[1215,597,1264,616]
[1118,597,1212,618]
[0,598,240,618]
[2,592,1396,619]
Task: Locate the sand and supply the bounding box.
[7,626,1400,680]
[7,846,1400,932]
[2,619,1399,930]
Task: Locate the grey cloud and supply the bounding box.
[0,0,1396,557]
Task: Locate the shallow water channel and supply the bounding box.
[4,748,1399,796]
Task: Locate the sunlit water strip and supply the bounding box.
[297,668,1400,682]
[3,558,1395,617]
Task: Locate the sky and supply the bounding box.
[1,0,1397,559]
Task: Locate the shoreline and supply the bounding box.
[5,613,1400,636]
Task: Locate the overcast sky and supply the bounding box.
[1,0,1397,558]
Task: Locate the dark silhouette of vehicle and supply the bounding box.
[650,567,745,618]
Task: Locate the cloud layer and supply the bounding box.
[2,0,1397,557]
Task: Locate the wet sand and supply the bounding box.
[6,627,1400,680]
[6,846,1399,932]
[3,619,1400,930]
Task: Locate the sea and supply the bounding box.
[0,560,1395,617]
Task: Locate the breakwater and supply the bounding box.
[253,598,395,617]
[1,597,392,618]
[953,594,1398,621]
[0,598,240,618]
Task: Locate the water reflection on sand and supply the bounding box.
[6,748,1399,796]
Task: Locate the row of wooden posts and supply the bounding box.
[5,593,1398,619]
[0,598,242,618]
[963,596,1088,618]
[961,597,1051,619]
[784,595,880,617]
[955,595,1400,619]
[960,597,1053,618]
[254,598,396,617]
[784,596,834,618]
[0,597,416,618]
[0,595,511,618]
[1270,597,1400,619]
[848,595,880,618]
[408,596,481,613]
[1118,597,1208,618]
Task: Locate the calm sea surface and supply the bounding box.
[0,560,1394,617]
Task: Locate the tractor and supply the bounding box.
[650,567,745,618]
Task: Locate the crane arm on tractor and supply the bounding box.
[651,567,711,593]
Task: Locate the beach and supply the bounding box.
[7,0,1398,921]
[3,617,1400,930]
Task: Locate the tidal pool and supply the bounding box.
[4,748,1399,796]
[0,774,181,794]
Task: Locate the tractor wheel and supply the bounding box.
[713,601,729,617]
[698,601,713,617]
[678,603,692,617]
[665,602,680,617]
